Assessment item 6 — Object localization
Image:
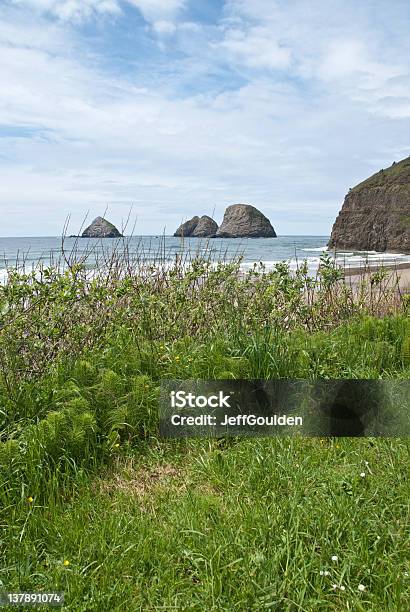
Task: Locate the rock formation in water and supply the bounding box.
[328,157,410,253]
[174,215,218,237]
[82,216,123,238]
[215,204,276,238]
[173,216,200,237]
[191,215,218,237]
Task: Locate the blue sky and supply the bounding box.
[1,0,410,236]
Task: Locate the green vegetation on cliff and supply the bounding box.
[352,156,410,192]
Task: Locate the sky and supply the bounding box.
[0,0,410,236]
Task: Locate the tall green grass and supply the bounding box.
[0,246,409,609]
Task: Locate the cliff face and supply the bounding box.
[328,157,410,253]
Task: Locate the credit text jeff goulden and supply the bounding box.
[169,391,303,427]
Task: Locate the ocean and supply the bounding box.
[1,235,410,280]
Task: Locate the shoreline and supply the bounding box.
[341,261,410,276]
[341,262,410,291]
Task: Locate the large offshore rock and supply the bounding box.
[174,215,218,237]
[328,157,410,253]
[216,204,276,238]
[191,215,218,237]
[81,217,123,238]
[173,216,200,237]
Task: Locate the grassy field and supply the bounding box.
[0,250,409,610]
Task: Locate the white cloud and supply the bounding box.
[221,1,410,117]
[317,39,410,117]
[152,20,177,35]
[224,0,281,21]
[1,1,410,235]
[11,0,187,24]
[319,40,402,83]
[125,0,185,23]
[0,21,340,234]
[215,26,291,71]
[11,0,121,21]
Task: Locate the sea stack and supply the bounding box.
[328,157,410,253]
[192,216,218,237]
[174,215,218,237]
[82,217,123,238]
[216,204,276,238]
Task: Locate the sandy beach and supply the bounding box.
[343,262,410,292]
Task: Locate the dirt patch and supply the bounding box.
[96,462,186,498]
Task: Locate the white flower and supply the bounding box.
[324,571,330,576]
[358,584,366,592]
[340,585,346,591]
[363,461,373,474]
[320,570,324,576]
[360,472,366,478]
[331,555,338,562]
[332,584,338,590]
[404,572,409,577]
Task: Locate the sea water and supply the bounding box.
[0,235,409,281]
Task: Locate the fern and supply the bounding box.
[402,336,410,367]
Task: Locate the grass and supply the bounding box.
[4,438,409,610]
[351,156,410,192]
[0,243,409,610]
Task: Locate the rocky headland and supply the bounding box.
[328,157,410,253]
